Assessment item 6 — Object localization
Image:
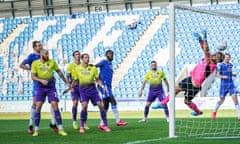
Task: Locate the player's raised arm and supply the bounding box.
[202,41,211,64]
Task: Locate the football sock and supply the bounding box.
[234,102,240,116]
[144,106,150,118]
[213,101,222,112]
[34,111,40,127]
[72,106,77,122]
[111,105,120,122]
[50,107,56,125]
[188,102,200,114]
[54,110,62,125]
[100,110,108,127]
[29,105,36,126]
[80,111,87,128]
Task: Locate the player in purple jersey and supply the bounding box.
[19,41,58,134]
[31,49,70,136]
[96,50,127,127]
[138,60,170,123]
[212,53,240,120]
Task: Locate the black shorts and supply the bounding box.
[103,97,117,110]
[179,77,201,101]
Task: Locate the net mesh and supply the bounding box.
[170,3,240,138]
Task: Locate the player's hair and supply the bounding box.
[32,40,40,48]
[217,51,224,62]
[72,50,80,56]
[105,50,113,56]
[151,60,157,64]
[81,53,89,59]
[225,53,231,58]
[40,48,48,55]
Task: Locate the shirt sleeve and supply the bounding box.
[96,59,105,67]
[144,72,149,81]
[93,66,99,79]
[23,54,32,64]
[160,71,166,80]
[66,63,72,74]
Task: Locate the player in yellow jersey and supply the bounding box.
[71,53,110,133]
[138,60,170,123]
[65,50,89,130]
[31,49,70,136]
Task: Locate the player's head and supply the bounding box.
[224,53,231,63]
[32,40,42,53]
[105,50,114,62]
[151,60,157,71]
[81,53,89,64]
[211,51,224,64]
[72,50,81,61]
[40,49,49,61]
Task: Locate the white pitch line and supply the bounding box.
[124,137,171,144]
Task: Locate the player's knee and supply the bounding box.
[184,99,191,105]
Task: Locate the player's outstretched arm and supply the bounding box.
[202,41,211,64]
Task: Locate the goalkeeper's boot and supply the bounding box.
[191,111,203,116]
[50,123,59,133]
[32,131,39,137]
[152,103,165,109]
[193,32,202,42]
[58,130,68,136]
[212,112,217,120]
[28,125,34,134]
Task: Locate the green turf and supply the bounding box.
[0,111,240,144]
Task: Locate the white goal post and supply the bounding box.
[168,3,240,138]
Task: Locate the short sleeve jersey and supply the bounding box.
[144,70,166,91]
[31,59,59,80]
[67,62,80,83]
[96,59,113,85]
[23,53,40,69]
[217,62,234,88]
[72,64,99,86]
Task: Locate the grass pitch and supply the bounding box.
[0,110,240,144]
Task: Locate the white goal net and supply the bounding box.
[168,3,240,138]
